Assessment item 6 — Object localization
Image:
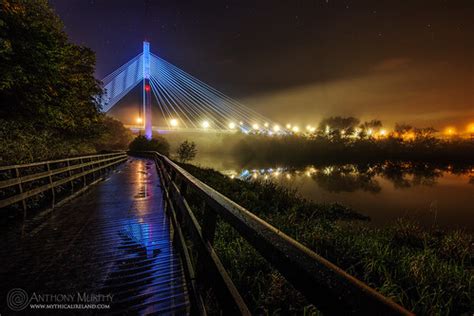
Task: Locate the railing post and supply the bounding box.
[81,158,87,187]
[15,167,27,217]
[177,179,188,224]
[91,157,97,181]
[46,162,55,208]
[179,180,188,197]
[169,169,177,194]
[201,201,217,245]
[67,159,74,192]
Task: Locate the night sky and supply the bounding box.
[49,0,473,129]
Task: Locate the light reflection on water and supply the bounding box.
[191,154,474,230]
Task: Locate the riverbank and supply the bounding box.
[180,162,473,315]
[233,134,474,166]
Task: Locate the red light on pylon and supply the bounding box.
[145,84,150,92]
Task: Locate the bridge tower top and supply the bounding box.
[143,41,152,139]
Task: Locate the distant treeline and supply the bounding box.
[233,134,474,165]
[0,0,132,165]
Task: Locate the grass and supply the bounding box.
[180,162,473,315]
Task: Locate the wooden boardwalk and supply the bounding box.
[0,158,190,315]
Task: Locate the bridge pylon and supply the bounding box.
[143,41,152,140]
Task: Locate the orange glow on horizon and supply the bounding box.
[402,132,415,141]
[444,127,456,136]
[467,123,474,133]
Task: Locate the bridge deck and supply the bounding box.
[0,158,190,315]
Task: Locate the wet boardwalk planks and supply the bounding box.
[0,158,190,315]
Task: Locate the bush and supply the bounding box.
[93,116,133,151]
[128,135,170,155]
[177,140,197,162]
[0,118,97,165]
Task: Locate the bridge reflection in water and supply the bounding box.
[0,158,190,314]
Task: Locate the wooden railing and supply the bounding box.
[137,151,413,316]
[0,152,127,215]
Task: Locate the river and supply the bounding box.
[190,153,474,230]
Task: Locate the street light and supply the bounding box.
[136,117,143,124]
[252,123,259,130]
[273,125,280,132]
[202,120,210,129]
[228,122,236,129]
[170,119,178,127]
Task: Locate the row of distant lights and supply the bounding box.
[145,117,372,134]
[167,118,284,131]
[137,117,474,135]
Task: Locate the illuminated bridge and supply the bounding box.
[0,152,412,315]
[102,42,286,138]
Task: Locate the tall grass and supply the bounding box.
[181,163,473,315]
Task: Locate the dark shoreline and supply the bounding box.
[180,161,474,315]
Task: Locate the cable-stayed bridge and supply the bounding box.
[102,42,284,139]
[0,42,410,315]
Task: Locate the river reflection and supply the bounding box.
[192,154,474,230]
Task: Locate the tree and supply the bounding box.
[177,140,197,163]
[414,127,437,139]
[0,0,102,136]
[360,119,382,130]
[394,123,413,135]
[94,116,133,151]
[128,135,170,155]
[318,116,360,135]
[0,0,134,164]
[357,120,383,138]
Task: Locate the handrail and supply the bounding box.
[0,152,123,170]
[0,152,127,211]
[139,151,413,315]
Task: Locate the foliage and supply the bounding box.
[176,140,197,162]
[318,116,360,133]
[181,163,473,315]
[0,0,102,133]
[0,0,131,165]
[360,119,383,130]
[93,116,133,151]
[0,118,96,165]
[128,135,170,155]
[233,134,474,166]
[394,123,413,135]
